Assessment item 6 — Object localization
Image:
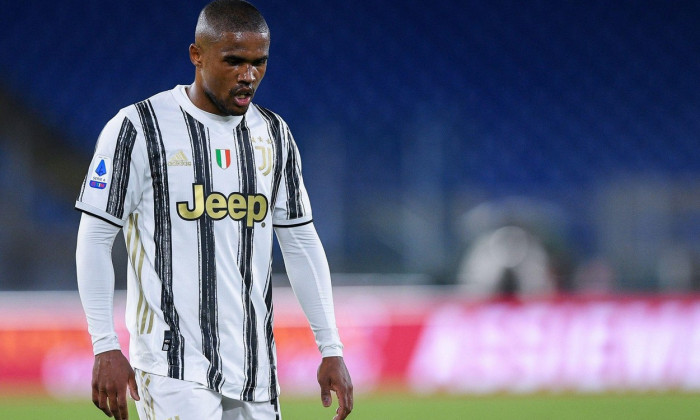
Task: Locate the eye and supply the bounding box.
[225,58,243,66]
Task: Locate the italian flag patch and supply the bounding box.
[215,149,231,169]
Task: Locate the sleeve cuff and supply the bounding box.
[75,202,125,227]
[92,334,122,355]
[315,327,343,357]
[272,216,313,228]
[320,345,344,358]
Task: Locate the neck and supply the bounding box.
[186,81,223,115]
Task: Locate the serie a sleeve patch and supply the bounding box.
[88,155,112,189]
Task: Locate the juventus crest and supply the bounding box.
[252,136,273,176]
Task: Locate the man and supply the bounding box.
[75,1,353,419]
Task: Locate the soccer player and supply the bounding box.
[74,1,353,419]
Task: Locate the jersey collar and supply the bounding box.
[171,85,245,130]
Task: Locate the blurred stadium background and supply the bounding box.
[1,0,700,418]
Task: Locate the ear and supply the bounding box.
[189,43,202,67]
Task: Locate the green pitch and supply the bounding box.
[1,392,699,420]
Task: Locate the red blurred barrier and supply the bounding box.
[1,289,700,396]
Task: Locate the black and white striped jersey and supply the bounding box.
[76,85,314,401]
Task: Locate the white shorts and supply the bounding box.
[134,369,282,420]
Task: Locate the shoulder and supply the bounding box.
[129,89,178,115]
[116,89,179,130]
[251,104,289,129]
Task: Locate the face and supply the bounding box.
[191,31,270,116]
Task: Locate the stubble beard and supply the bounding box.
[204,88,245,116]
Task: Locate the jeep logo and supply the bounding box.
[177,184,268,227]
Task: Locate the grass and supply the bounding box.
[1,392,699,420]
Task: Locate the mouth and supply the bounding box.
[232,88,254,108]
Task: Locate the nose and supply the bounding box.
[238,64,255,84]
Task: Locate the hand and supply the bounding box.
[91,350,140,419]
[317,356,353,420]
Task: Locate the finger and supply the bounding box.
[129,372,140,401]
[320,385,333,407]
[97,390,112,417]
[333,389,352,420]
[116,389,130,420]
[333,404,352,420]
[108,389,120,419]
[336,403,353,420]
[343,383,354,412]
[92,386,100,409]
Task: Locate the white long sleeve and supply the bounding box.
[76,213,122,355]
[275,222,343,357]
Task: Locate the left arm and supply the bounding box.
[276,222,353,420]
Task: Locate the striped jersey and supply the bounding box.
[75,85,313,401]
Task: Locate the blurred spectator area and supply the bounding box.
[0,0,699,292]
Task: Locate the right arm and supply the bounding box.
[76,110,144,419]
[76,212,139,420]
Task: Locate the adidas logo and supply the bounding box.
[167,150,192,167]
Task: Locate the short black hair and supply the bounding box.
[195,0,269,41]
